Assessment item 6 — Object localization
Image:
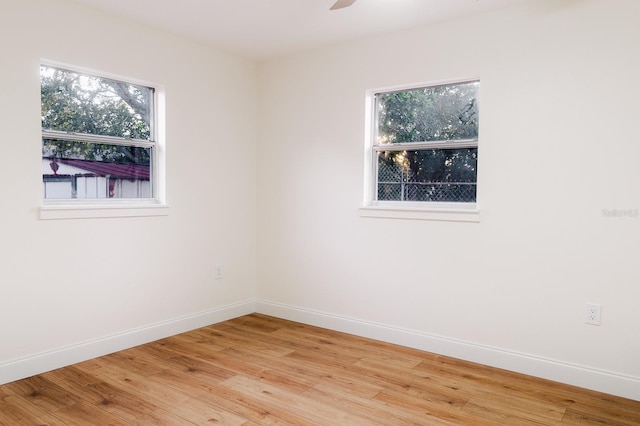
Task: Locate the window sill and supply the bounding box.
[359,203,480,222]
[40,203,170,220]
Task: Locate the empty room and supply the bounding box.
[1,0,639,424]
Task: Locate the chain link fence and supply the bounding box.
[377,163,476,202]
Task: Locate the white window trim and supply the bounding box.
[359,203,480,222]
[361,79,480,222]
[39,60,168,220]
[40,202,170,220]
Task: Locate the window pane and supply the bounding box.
[40,66,153,140]
[43,139,151,199]
[376,81,478,144]
[377,148,477,202]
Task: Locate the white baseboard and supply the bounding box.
[4,298,638,402]
[0,300,255,386]
[256,299,640,402]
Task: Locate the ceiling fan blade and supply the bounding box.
[330,0,357,10]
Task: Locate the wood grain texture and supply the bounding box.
[1,313,639,425]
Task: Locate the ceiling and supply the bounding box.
[71,0,528,60]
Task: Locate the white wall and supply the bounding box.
[2,0,639,402]
[256,0,640,400]
[0,0,257,382]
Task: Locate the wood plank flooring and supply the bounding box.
[1,313,639,425]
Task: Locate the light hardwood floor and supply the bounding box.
[1,313,639,425]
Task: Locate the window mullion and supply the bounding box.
[373,139,478,152]
[42,129,154,148]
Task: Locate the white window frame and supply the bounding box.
[39,60,168,220]
[360,79,480,223]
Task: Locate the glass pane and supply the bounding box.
[376,81,478,144]
[377,148,477,202]
[41,66,153,140]
[43,138,152,200]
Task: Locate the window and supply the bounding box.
[40,63,166,219]
[362,80,479,222]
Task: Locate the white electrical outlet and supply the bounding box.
[215,265,224,280]
[585,303,601,325]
